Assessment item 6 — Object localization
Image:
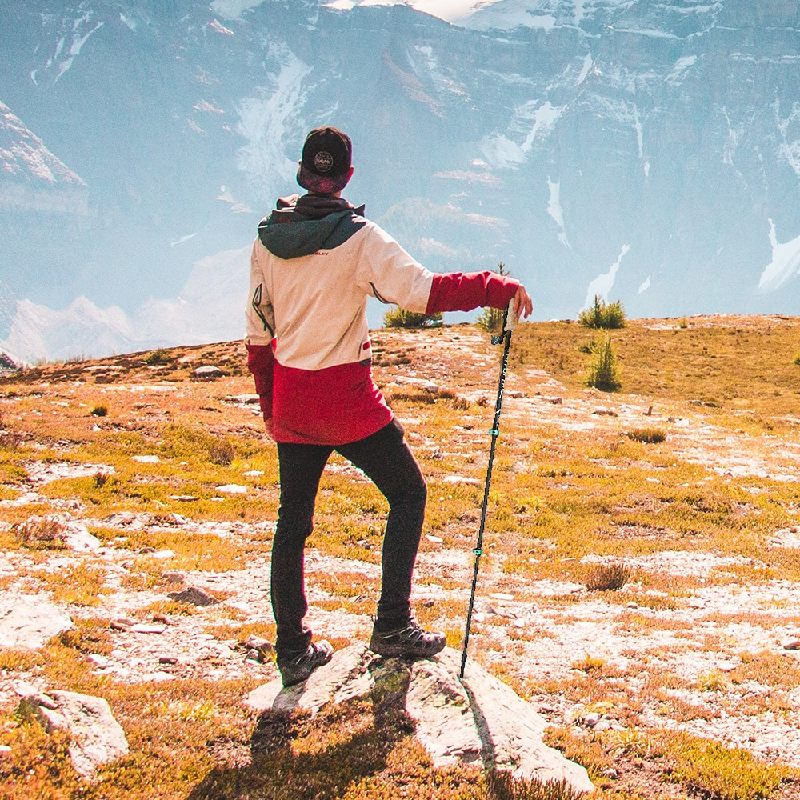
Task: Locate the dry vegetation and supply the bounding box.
[2,316,800,799]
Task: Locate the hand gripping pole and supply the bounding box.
[459,299,517,679]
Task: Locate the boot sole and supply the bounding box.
[369,636,446,659]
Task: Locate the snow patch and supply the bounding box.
[774,100,800,178]
[216,186,252,214]
[633,106,643,160]
[170,233,197,247]
[583,245,630,309]
[611,26,678,39]
[479,135,524,169]
[757,220,800,293]
[434,170,500,185]
[547,178,570,248]
[211,0,265,17]
[482,100,563,169]
[208,19,234,36]
[55,18,104,82]
[666,55,697,85]
[466,1,557,31]
[576,53,593,85]
[521,102,564,153]
[236,45,312,200]
[194,99,225,114]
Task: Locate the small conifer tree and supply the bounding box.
[477,262,509,333]
[587,336,621,391]
[578,295,626,329]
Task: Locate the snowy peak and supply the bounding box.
[0,101,84,187]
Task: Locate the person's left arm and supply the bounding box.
[244,240,276,432]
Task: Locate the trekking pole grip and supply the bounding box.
[504,298,518,333]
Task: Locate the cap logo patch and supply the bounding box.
[314,151,334,173]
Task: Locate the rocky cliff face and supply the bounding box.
[0,0,798,360]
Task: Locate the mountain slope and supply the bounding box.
[0,0,798,361]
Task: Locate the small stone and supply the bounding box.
[169,495,199,502]
[582,712,601,728]
[131,623,167,635]
[215,484,248,495]
[132,455,160,463]
[193,365,225,380]
[244,635,274,654]
[243,470,264,477]
[442,475,481,486]
[110,618,134,631]
[162,572,185,584]
[426,534,443,544]
[158,656,179,665]
[783,640,800,651]
[87,654,110,669]
[168,586,219,607]
[594,719,613,732]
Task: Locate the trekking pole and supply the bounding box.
[459,298,518,679]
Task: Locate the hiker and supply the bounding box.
[245,126,533,687]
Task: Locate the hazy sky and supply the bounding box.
[355,0,486,21]
[212,1,499,23]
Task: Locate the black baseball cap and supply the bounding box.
[296,126,352,194]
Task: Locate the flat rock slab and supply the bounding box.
[32,690,129,778]
[0,594,72,649]
[245,645,593,793]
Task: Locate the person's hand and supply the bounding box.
[513,285,533,320]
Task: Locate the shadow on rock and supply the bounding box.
[186,660,413,800]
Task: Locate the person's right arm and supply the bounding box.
[356,224,532,318]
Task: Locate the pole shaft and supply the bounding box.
[459,323,513,679]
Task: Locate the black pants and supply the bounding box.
[272,420,427,658]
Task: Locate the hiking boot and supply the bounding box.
[369,619,446,659]
[277,640,334,687]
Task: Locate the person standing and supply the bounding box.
[246,126,533,687]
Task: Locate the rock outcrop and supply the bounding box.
[246,645,593,794]
[0,593,72,649]
[26,690,129,778]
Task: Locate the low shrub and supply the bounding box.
[209,439,236,466]
[627,428,667,444]
[90,405,108,417]
[13,516,68,549]
[145,349,173,366]
[585,561,630,591]
[383,308,442,329]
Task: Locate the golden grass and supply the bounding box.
[4,320,800,799]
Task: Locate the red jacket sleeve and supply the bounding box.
[425,272,519,314]
[246,343,275,421]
